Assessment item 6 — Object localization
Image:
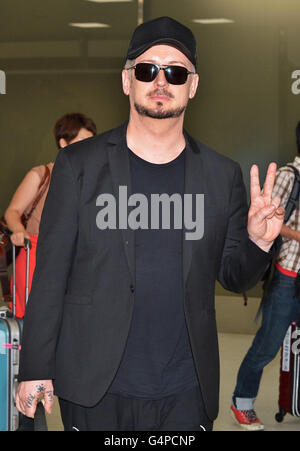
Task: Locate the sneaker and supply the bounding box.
[230,404,265,431]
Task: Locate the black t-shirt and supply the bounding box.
[108,147,199,399]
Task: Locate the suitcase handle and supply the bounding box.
[24,238,31,250]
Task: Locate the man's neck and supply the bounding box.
[126,115,186,164]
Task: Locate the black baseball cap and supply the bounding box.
[126,17,197,69]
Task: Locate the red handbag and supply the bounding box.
[0,165,50,302]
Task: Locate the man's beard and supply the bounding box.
[134,102,186,119]
[134,89,186,119]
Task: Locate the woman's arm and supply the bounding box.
[280,223,300,242]
[4,169,42,246]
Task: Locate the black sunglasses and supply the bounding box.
[126,63,195,85]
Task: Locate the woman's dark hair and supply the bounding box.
[297,121,300,154]
[54,113,97,148]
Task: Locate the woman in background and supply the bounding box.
[5,113,97,318]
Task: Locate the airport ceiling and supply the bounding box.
[0,0,299,69]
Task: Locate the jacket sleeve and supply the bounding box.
[19,149,78,381]
[217,163,276,293]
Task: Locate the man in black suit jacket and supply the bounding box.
[16,17,284,431]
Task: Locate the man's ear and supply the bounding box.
[122,69,131,96]
[189,73,199,99]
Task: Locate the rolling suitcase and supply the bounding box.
[0,240,30,431]
[275,319,300,423]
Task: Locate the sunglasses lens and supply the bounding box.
[133,64,190,85]
[165,66,188,85]
[134,63,158,82]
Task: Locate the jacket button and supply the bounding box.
[130,284,135,293]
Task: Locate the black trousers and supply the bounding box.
[59,385,213,431]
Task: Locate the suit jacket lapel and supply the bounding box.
[107,123,135,282]
[183,132,205,286]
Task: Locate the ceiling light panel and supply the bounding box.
[69,22,110,28]
[193,18,235,24]
[85,1,133,3]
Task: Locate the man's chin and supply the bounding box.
[134,103,186,119]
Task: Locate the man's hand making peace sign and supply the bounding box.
[247,162,285,252]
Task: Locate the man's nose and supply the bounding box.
[154,68,168,86]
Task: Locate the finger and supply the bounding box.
[24,393,38,419]
[250,165,261,202]
[263,162,277,200]
[43,389,54,415]
[275,206,285,218]
[10,234,23,247]
[16,393,26,416]
[25,405,37,419]
[256,204,277,222]
[271,195,281,209]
